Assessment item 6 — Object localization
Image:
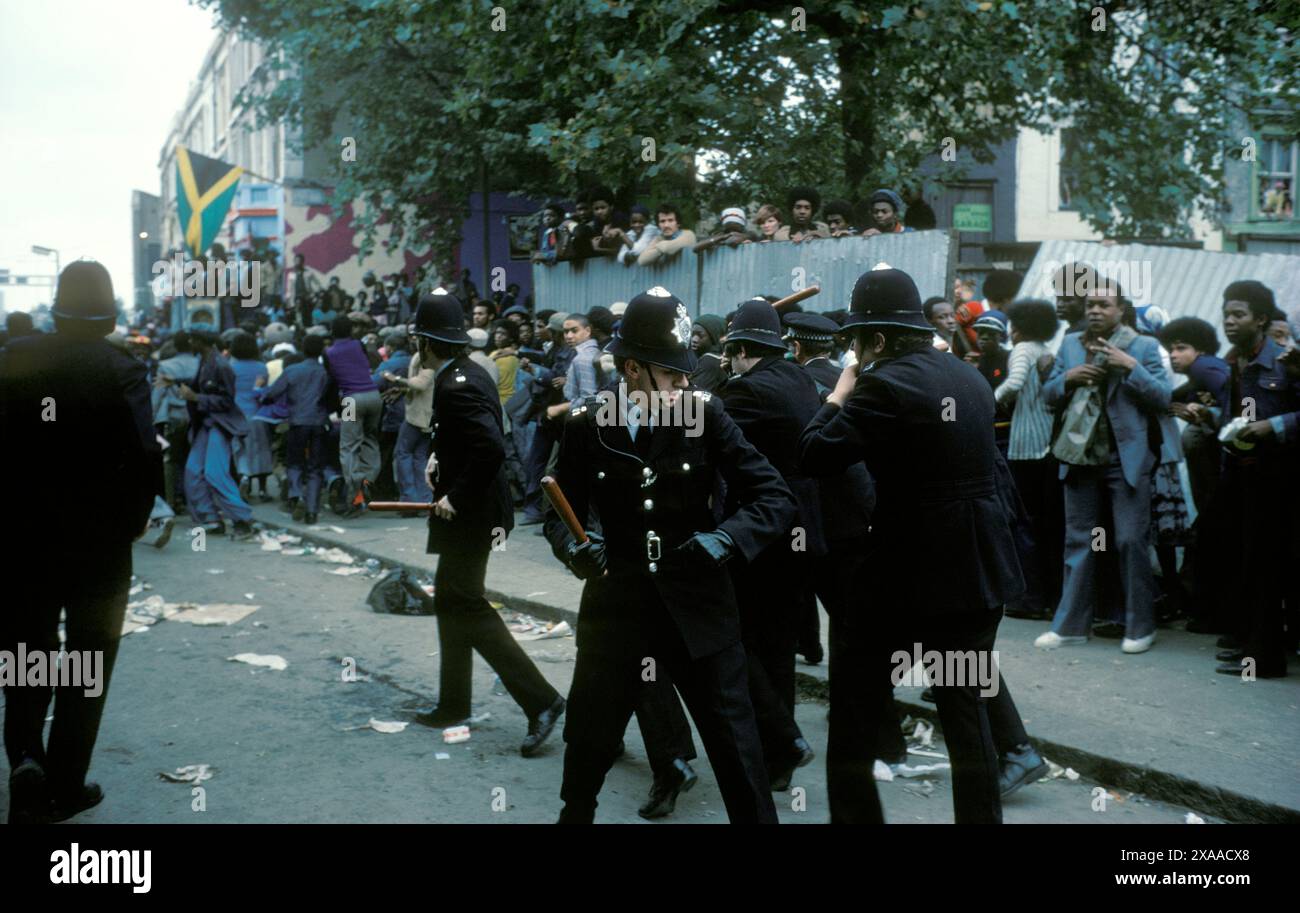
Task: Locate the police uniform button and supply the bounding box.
[648,562,658,573]
[643,499,654,511]
[642,467,652,478]
[597,471,606,480]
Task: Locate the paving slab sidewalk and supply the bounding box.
[247,501,1300,823]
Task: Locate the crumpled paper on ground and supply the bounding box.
[355,718,408,734]
[121,595,183,635]
[315,547,355,564]
[172,603,260,626]
[513,620,572,641]
[327,566,366,576]
[1043,759,1080,781]
[227,653,287,671]
[259,531,302,552]
[159,764,215,784]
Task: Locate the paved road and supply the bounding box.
[241,501,1300,822]
[0,528,1220,824]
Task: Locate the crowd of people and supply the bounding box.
[1,247,1296,825]
[532,185,932,267]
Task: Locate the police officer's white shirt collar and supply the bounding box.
[621,383,656,442]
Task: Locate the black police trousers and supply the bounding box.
[829,604,1024,824]
[3,545,131,800]
[630,674,697,777]
[433,536,559,720]
[733,549,806,768]
[558,586,777,823]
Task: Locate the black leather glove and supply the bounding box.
[673,530,735,569]
[565,531,607,580]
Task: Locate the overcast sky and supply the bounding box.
[0,0,220,315]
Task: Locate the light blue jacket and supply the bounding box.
[1043,331,1181,487]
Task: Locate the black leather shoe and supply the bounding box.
[50,782,104,822]
[1216,649,1245,663]
[231,520,257,541]
[204,522,226,536]
[521,696,566,757]
[999,743,1048,798]
[921,687,936,704]
[1183,618,1221,634]
[638,759,698,819]
[413,706,471,728]
[800,643,824,665]
[7,758,50,824]
[769,738,815,791]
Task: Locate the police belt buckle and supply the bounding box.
[646,531,661,562]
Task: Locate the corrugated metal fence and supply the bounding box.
[532,230,958,319]
[1017,241,1300,351]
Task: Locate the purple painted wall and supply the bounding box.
[458,191,542,304]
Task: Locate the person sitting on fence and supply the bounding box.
[694,207,755,252]
[775,186,829,242]
[637,203,697,265]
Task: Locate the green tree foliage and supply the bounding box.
[205,0,1298,271]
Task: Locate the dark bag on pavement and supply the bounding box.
[366,568,437,615]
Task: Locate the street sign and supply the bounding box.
[952,203,993,233]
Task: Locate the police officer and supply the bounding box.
[545,286,795,823]
[717,299,823,789]
[783,311,845,398]
[586,375,701,820]
[1,261,163,823]
[782,312,898,759]
[799,267,1031,824]
[410,290,566,757]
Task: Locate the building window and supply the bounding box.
[250,187,268,204]
[1058,127,1084,212]
[1255,136,1297,220]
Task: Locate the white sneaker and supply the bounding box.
[1034,631,1088,650]
[1121,633,1156,654]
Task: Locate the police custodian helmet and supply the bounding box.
[607,286,697,374]
[411,288,470,345]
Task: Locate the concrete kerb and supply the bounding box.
[793,669,1298,825]
[250,514,1297,825]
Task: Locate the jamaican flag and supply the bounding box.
[175,146,243,257]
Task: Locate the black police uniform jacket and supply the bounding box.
[0,332,162,550]
[426,356,514,554]
[799,344,1023,614]
[800,356,875,542]
[719,355,827,556]
[545,388,796,660]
